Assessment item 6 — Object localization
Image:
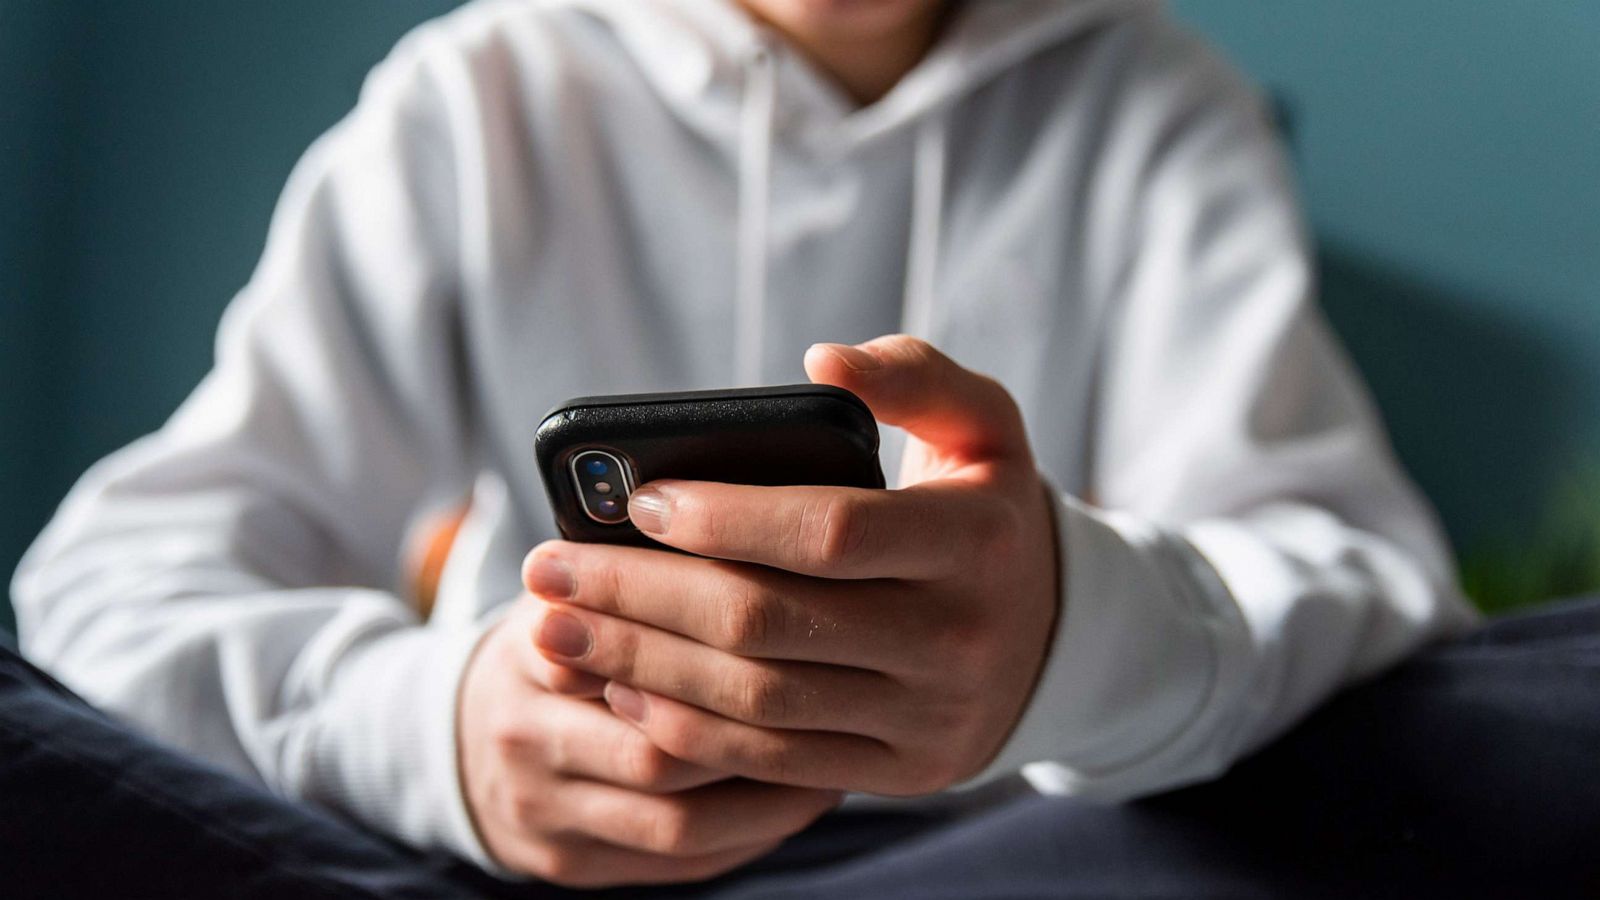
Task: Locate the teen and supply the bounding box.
[14,0,1497,891]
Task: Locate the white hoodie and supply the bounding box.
[13,0,1477,868]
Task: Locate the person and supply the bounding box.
[16,0,1589,895]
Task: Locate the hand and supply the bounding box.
[457,596,843,886]
[524,335,1060,796]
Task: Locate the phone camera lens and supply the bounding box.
[570,449,633,525]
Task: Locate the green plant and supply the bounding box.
[1460,464,1600,615]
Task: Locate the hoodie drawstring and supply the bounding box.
[737,45,947,383]
[735,44,777,386]
[902,112,948,340]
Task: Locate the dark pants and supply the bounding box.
[4,599,1598,900]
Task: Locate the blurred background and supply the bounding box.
[3,1,1598,635]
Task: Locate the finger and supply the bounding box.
[536,604,907,738]
[804,335,1029,463]
[555,777,839,859]
[532,693,728,793]
[524,542,941,671]
[499,833,784,889]
[627,479,1008,580]
[506,597,609,697]
[605,682,903,794]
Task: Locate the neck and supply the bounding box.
[738,3,950,106]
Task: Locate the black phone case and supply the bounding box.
[535,384,885,545]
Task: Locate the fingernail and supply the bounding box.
[536,610,592,659]
[824,343,882,372]
[524,554,574,598]
[605,682,649,724]
[628,487,671,535]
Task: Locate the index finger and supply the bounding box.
[626,480,1007,580]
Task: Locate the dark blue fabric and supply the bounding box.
[5,598,1599,899]
[0,647,473,899]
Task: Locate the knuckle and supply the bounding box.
[745,736,801,784]
[690,494,731,547]
[974,374,1028,450]
[617,734,675,790]
[587,559,627,613]
[730,666,790,725]
[811,493,869,569]
[508,792,546,831]
[974,372,1013,406]
[645,802,699,856]
[539,722,573,773]
[884,333,935,362]
[530,845,586,886]
[489,712,530,760]
[717,585,777,652]
[595,621,641,684]
[646,711,699,763]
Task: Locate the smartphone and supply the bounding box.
[535,384,885,545]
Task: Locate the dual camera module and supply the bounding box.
[569,449,635,525]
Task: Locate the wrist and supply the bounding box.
[303,612,503,868]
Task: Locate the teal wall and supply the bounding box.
[3,1,1598,634]
[1,1,464,634]
[1170,0,1600,556]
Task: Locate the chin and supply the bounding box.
[750,0,945,39]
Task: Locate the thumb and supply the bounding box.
[804,335,1029,463]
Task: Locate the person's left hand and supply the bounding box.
[522,335,1060,796]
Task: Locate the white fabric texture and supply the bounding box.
[13,0,1478,866]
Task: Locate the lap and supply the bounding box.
[4,596,1598,899]
[694,596,1600,899]
[0,648,472,900]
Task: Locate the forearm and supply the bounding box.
[971,489,1478,799]
[14,510,496,863]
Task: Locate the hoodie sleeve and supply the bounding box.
[10,33,498,865]
[970,27,1479,799]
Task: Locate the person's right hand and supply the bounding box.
[458,594,843,887]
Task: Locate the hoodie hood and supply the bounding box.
[577,0,1152,145]
[558,0,1155,382]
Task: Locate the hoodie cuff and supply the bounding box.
[961,491,1251,800]
[302,614,501,869]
